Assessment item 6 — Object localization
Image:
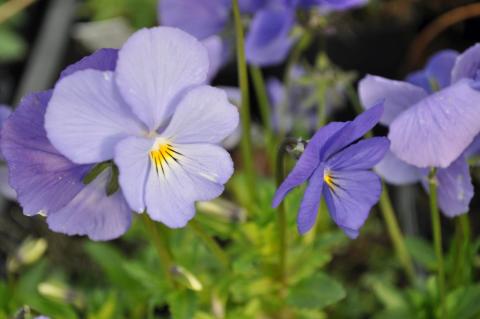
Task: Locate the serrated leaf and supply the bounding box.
[288,273,346,310]
[447,285,480,319]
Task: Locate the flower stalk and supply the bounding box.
[250,65,276,166]
[233,0,256,201]
[141,214,175,286]
[428,169,446,317]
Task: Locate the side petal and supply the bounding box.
[272,122,345,208]
[116,27,209,131]
[323,170,382,239]
[45,70,145,164]
[389,79,480,168]
[406,50,458,92]
[323,102,384,160]
[421,156,474,217]
[245,8,294,67]
[114,136,152,213]
[203,35,228,81]
[297,166,324,234]
[47,169,132,241]
[451,43,480,83]
[60,48,118,79]
[327,137,390,171]
[161,86,239,144]
[358,75,428,125]
[159,0,230,40]
[374,150,422,185]
[1,91,90,215]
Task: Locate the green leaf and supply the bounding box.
[405,236,437,270]
[83,162,110,185]
[168,290,197,319]
[288,273,346,310]
[447,285,480,319]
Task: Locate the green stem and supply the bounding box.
[189,220,230,270]
[250,65,276,166]
[232,0,255,201]
[454,214,471,285]
[141,214,174,285]
[379,185,416,284]
[316,82,327,127]
[284,31,312,85]
[428,169,446,318]
[275,139,292,289]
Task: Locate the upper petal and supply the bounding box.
[47,168,132,241]
[359,75,428,125]
[451,43,480,83]
[374,150,422,185]
[389,79,480,168]
[406,50,458,92]
[45,70,145,164]
[158,0,230,40]
[272,122,346,208]
[116,27,209,131]
[323,170,382,239]
[323,102,384,160]
[203,35,228,81]
[60,48,118,79]
[161,86,239,144]
[297,166,324,234]
[421,156,473,217]
[245,8,295,66]
[1,91,90,215]
[327,137,389,171]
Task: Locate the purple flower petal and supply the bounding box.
[298,0,367,10]
[1,91,90,215]
[245,7,294,66]
[327,137,390,171]
[272,122,345,208]
[47,168,132,241]
[114,136,152,213]
[323,102,384,160]
[421,156,473,217]
[116,27,209,131]
[161,86,239,144]
[451,43,480,83]
[159,0,230,40]
[406,50,458,92]
[297,166,324,234]
[359,75,427,125]
[389,79,480,168]
[323,170,382,239]
[45,70,145,164]
[60,48,118,79]
[374,150,422,185]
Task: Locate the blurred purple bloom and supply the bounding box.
[359,45,480,216]
[45,27,238,228]
[272,104,388,238]
[245,5,295,66]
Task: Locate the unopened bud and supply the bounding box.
[7,238,47,273]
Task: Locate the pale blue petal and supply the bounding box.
[389,79,480,168]
[374,150,422,185]
[116,27,209,131]
[47,168,132,241]
[161,86,239,144]
[45,70,145,164]
[359,75,427,125]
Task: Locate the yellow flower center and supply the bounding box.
[323,170,336,190]
[149,139,179,175]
